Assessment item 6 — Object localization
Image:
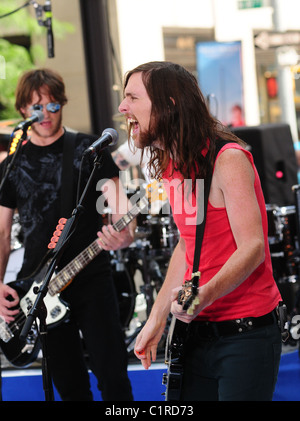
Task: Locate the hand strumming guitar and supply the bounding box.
[0,282,19,323]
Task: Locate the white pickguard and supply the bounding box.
[19,280,69,326]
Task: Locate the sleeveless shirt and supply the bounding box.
[162,143,281,321]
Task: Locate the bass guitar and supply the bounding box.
[0,181,166,367]
[162,275,199,401]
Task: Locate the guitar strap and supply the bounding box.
[192,172,212,276]
[192,140,229,285]
[61,130,78,218]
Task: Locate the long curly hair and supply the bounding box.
[123,61,244,187]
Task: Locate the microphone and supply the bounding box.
[84,128,119,155]
[44,0,54,58]
[14,111,44,131]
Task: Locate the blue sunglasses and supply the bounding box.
[30,103,61,113]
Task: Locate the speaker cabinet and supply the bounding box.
[232,124,298,206]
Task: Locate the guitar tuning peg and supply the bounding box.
[47,217,67,249]
[48,234,60,249]
[56,219,66,231]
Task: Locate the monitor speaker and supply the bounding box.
[232,124,298,206]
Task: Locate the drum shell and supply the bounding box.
[147,216,179,250]
[112,267,136,329]
[266,204,281,245]
[277,205,297,258]
[276,276,300,316]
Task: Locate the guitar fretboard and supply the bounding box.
[48,196,149,296]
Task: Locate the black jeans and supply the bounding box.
[181,320,282,401]
[46,271,133,401]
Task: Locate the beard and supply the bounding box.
[31,113,63,139]
[138,126,158,148]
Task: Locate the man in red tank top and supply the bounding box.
[119,61,283,401]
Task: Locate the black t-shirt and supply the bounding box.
[0,130,120,281]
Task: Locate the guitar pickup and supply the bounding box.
[50,305,62,319]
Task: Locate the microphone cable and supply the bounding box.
[0,2,31,19]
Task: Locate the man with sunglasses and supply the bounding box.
[0,68,134,401]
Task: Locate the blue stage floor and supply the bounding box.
[2,362,167,401]
[1,349,300,401]
[273,349,300,401]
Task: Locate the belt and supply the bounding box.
[189,310,277,339]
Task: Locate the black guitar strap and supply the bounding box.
[192,173,212,275]
[192,140,230,285]
[164,140,232,401]
[61,130,78,218]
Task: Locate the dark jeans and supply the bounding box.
[181,321,282,401]
[46,272,133,401]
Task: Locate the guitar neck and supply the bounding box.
[48,196,148,296]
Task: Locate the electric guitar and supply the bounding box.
[162,275,199,401]
[0,181,166,367]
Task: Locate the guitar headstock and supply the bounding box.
[145,180,167,204]
[177,273,200,315]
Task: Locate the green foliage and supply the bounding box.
[0,1,74,120]
[0,39,33,119]
[0,1,34,33]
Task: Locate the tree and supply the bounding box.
[0,39,33,120]
[0,1,73,120]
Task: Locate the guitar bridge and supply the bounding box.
[21,344,34,354]
[0,316,14,343]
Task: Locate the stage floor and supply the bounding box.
[1,344,300,401]
[1,361,167,401]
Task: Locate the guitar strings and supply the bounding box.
[49,240,101,295]
[7,309,28,335]
[49,202,144,294]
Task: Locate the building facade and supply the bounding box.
[1,0,300,142]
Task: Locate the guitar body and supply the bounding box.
[163,276,199,401]
[163,316,189,401]
[0,265,70,368]
[0,319,40,368]
[20,281,70,327]
[0,277,41,368]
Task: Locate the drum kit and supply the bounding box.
[267,193,300,320]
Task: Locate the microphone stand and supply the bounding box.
[20,153,104,401]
